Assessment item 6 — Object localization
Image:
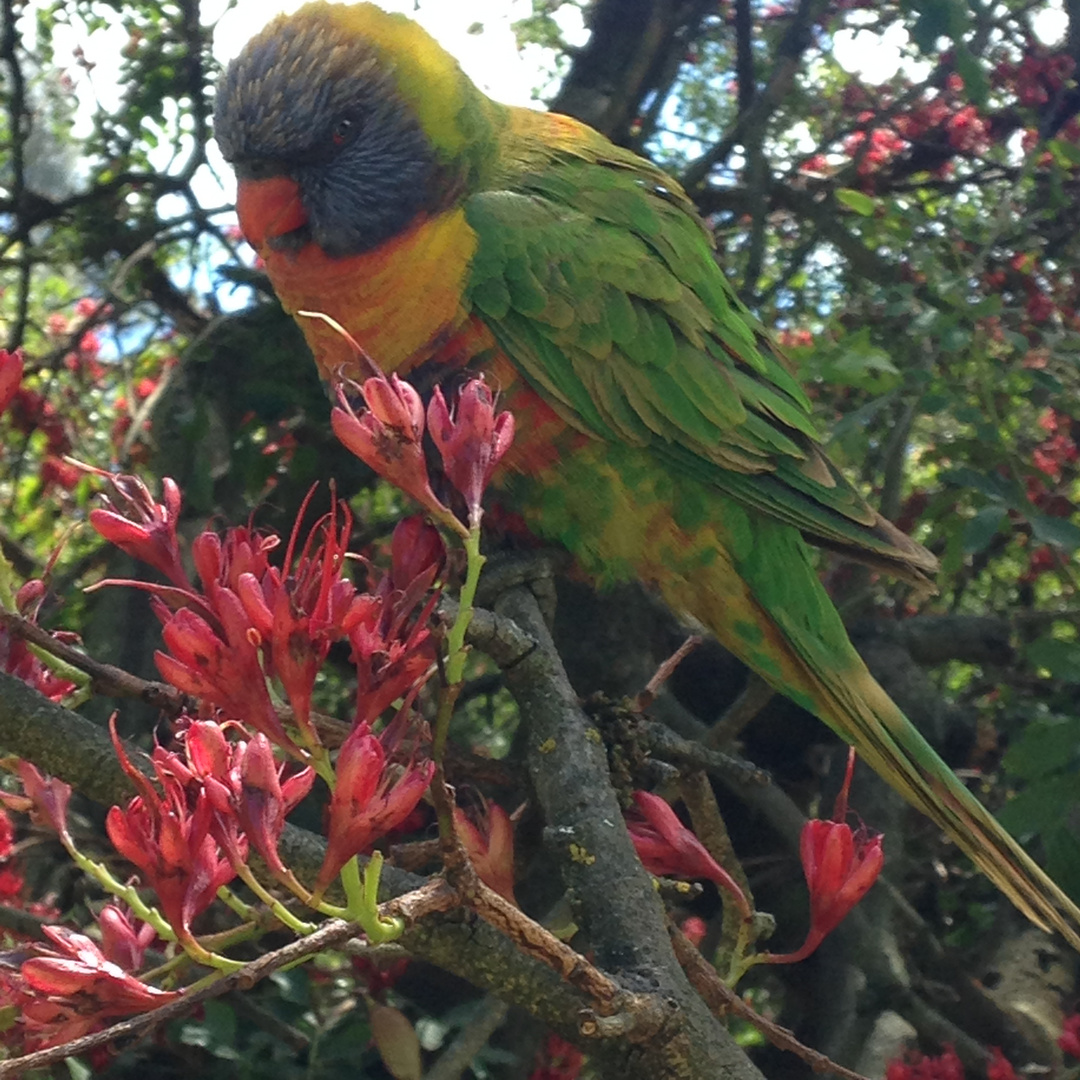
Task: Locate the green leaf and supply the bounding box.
[1003,716,1080,780]
[178,1000,240,1060]
[65,1059,92,1080]
[1045,822,1080,904]
[1027,638,1080,682]
[998,774,1079,835]
[835,188,876,216]
[1029,514,1080,553]
[962,505,1007,553]
[1049,138,1080,166]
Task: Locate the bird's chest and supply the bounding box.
[263,209,478,379]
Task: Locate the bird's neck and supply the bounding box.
[261,206,479,380]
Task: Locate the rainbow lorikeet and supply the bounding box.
[214,2,1080,948]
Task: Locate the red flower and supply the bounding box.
[529,1033,585,1080]
[316,723,434,891]
[0,348,23,418]
[186,722,313,877]
[1060,1013,1080,1058]
[765,748,884,964]
[347,551,439,729]
[0,761,73,847]
[986,1048,1018,1080]
[234,494,369,742]
[390,515,445,594]
[427,377,515,523]
[0,581,79,703]
[626,790,751,919]
[453,797,516,904]
[13,924,179,1050]
[155,596,300,756]
[90,473,189,589]
[97,903,156,972]
[105,717,239,946]
[332,376,449,517]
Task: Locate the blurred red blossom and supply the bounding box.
[453,796,517,904]
[886,1046,964,1080]
[0,348,23,418]
[528,1033,584,1080]
[1060,1013,1080,1058]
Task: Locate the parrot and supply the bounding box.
[213,1,1080,950]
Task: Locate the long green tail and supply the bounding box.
[662,513,1080,953]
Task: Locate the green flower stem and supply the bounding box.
[216,885,256,922]
[309,743,336,790]
[231,861,317,936]
[445,521,484,686]
[182,969,228,995]
[65,844,175,942]
[340,852,403,943]
[433,519,484,764]
[142,922,261,985]
[176,932,245,973]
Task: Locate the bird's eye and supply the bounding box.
[332,117,357,147]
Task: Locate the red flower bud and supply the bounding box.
[332,377,450,518]
[453,797,517,904]
[427,378,514,523]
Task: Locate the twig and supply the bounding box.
[0,612,190,715]
[422,996,510,1080]
[0,880,457,1077]
[468,878,622,1013]
[668,924,872,1080]
[678,769,755,920]
[634,635,702,712]
[704,674,774,748]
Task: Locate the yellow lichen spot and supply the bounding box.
[675,880,692,894]
[538,738,557,754]
[584,727,602,744]
[569,844,596,866]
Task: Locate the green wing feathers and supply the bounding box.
[465,151,937,581]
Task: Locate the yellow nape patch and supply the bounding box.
[263,207,477,378]
[328,2,479,158]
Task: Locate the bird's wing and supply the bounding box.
[464,152,936,581]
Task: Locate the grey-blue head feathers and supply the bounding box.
[214,4,445,256]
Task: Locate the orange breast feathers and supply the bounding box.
[249,205,479,380]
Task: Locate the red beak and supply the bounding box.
[236,176,309,250]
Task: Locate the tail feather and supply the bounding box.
[774,607,1080,953]
[816,656,1080,951]
[667,534,1080,954]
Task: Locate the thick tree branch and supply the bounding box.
[491,584,765,1080]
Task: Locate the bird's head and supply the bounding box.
[214,1,500,259]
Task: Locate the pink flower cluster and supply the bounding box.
[333,373,514,528]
